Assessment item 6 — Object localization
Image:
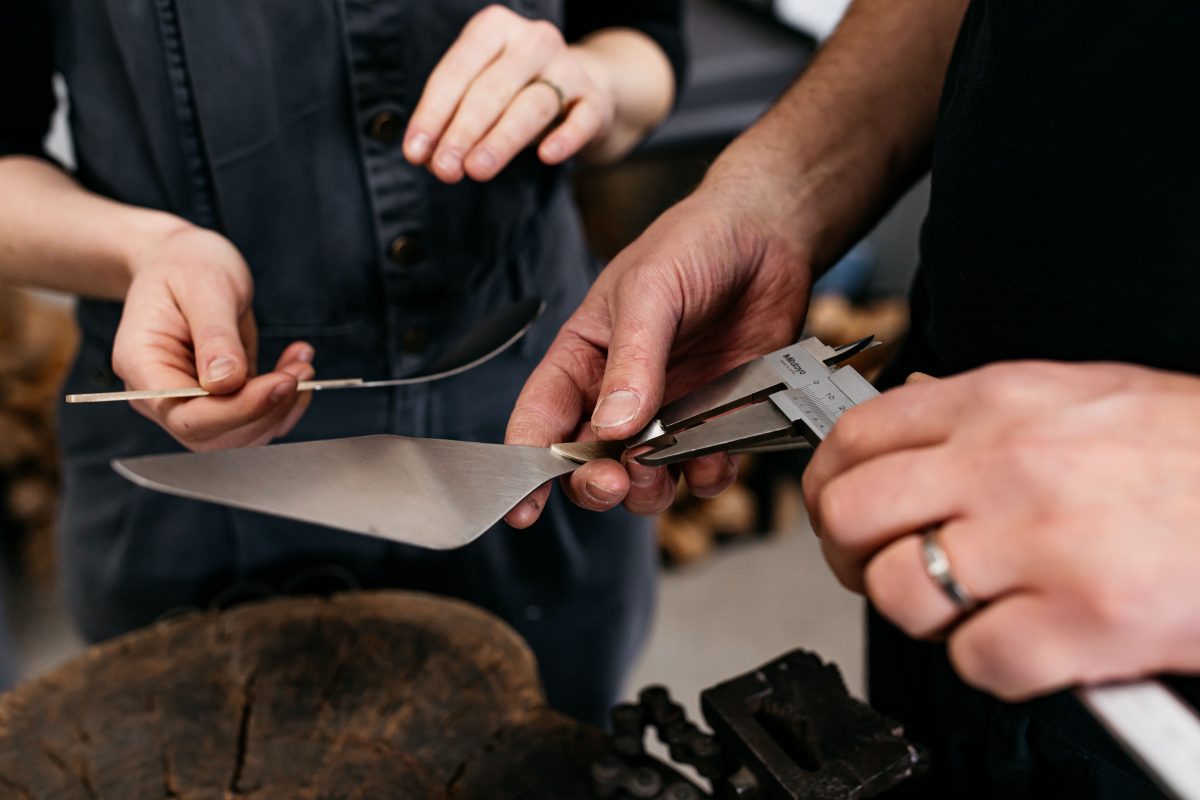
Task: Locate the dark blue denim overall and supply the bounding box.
[51,0,655,725]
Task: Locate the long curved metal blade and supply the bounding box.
[113,435,578,550]
[354,297,546,388]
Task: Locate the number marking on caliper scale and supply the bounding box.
[765,345,862,442]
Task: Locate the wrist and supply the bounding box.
[569,29,674,163]
[699,141,825,275]
[124,223,254,317]
[122,214,199,283]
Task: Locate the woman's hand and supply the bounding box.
[112,226,314,451]
[404,5,674,183]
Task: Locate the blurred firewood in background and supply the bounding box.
[0,283,78,583]
[657,479,758,566]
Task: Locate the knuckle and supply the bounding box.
[975,361,1061,408]
[821,540,864,593]
[826,405,870,456]
[110,353,131,381]
[505,415,555,447]
[947,628,996,693]
[193,325,236,349]
[1081,579,1143,634]
[607,341,654,379]
[169,416,203,445]
[815,478,856,539]
[474,5,512,28]
[991,433,1047,486]
[527,19,563,49]
[995,644,1065,702]
[799,462,823,508]
[442,114,482,146]
[950,621,1062,702]
[411,101,448,131]
[483,128,522,158]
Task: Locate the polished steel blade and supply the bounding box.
[113,435,579,550]
[636,402,795,466]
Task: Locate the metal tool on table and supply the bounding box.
[66,296,545,403]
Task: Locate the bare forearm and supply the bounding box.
[706,0,969,270]
[571,28,675,163]
[0,155,190,300]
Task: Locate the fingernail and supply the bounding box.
[584,479,621,505]
[471,149,496,171]
[408,133,430,159]
[296,345,314,364]
[628,462,658,488]
[510,497,540,526]
[269,381,293,404]
[542,139,565,161]
[205,356,238,383]
[592,390,640,430]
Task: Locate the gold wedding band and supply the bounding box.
[530,76,567,116]
[921,527,978,612]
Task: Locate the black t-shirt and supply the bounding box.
[877,2,1199,796]
[895,0,1200,381]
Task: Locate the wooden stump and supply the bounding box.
[0,592,607,799]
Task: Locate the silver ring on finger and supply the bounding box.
[921,526,978,612]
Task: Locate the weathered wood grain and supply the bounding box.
[0,592,606,799]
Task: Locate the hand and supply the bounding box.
[504,175,813,526]
[403,5,618,183]
[112,226,314,451]
[803,361,1200,700]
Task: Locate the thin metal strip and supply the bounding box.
[1079,682,1200,800]
[66,378,366,404]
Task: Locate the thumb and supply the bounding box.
[589,286,678,440]
[175,276,253,394]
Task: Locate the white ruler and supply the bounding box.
[1080,682,1200,799]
